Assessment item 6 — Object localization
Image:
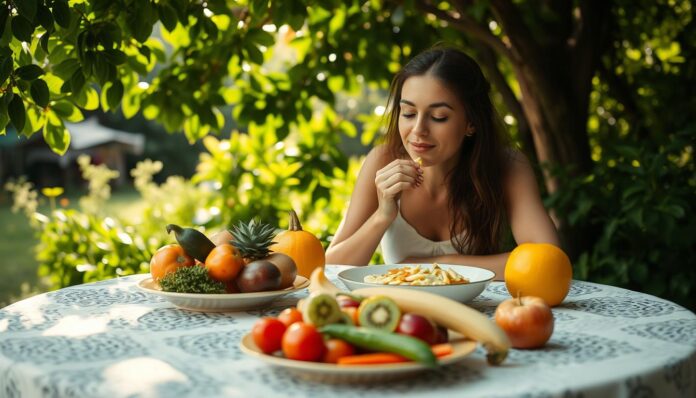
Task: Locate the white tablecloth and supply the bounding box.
[0,265,694,397]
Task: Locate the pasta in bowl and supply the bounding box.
[338,264,495,303]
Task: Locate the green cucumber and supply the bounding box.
[319,324,437,367]
[166,224,216,263]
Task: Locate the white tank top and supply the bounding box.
[380,205,467,264]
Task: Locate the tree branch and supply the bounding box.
[489,0,543,63]
[571,0,612,109]
[475,43,536,163]
[414,0,513,60]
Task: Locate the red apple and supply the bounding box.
[396,313,437,344]
[336,296,361,308]
[494,296,554,349]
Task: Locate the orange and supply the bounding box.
[504,243,572,307]
[150,244,195,281]
[204,244,245,282]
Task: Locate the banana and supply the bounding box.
[351,286,510,365]
[308,266,344,296]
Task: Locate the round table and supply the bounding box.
[0,265,694,398]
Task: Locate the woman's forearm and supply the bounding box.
[325,213,393,266]
[402,253,511,281]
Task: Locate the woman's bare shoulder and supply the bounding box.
[505,148,533,173]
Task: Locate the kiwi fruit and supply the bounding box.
[357,295,402,332]
[302,292,343,327]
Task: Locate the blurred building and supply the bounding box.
[0,118,145,189]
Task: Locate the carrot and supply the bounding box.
[337,343,455,365]
[431,343,454,357]
[337,352,409,365]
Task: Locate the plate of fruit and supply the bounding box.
[239,291,479,382]
[138,215,324,312]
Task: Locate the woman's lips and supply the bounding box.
[410,142,435,153]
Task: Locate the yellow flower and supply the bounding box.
[41,187,64,197]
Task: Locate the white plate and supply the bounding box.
[239,333,477,383]
[137,275,309,312]
[338,264,495,303]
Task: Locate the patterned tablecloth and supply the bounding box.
[0,265,694,398]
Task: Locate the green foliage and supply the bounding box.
[546,128,695,309]
[35,208,155,287]
[159,266,226,294]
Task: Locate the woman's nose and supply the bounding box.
[412,115,429,136]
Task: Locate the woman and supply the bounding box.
[325,47,559,279]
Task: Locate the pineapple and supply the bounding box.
[231,219,276,261]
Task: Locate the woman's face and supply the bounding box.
[398,74,470,168]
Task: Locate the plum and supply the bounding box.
[396,313,437,344]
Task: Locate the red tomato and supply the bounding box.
[150,244,194,281]
[494,296,554,349]
[252,318,287,354]
[277,307,304,327]
[322,339,355,363]
[282,322,325,361]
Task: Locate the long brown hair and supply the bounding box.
[384,47,510,254]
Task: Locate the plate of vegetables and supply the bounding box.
[137,273,309,312]
[138,219,317,312]
[239,291,477,382]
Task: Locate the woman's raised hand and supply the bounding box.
[374,159,423,221]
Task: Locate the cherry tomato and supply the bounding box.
[252,317,287,354]
[322,339,355,363]
[282,322,325,361]
[277,307,303,327]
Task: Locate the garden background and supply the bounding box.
[0,0,694,310]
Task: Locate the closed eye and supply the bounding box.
[431,116,448,122]
[401,113,416,119]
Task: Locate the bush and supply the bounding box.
[546,129,695,310]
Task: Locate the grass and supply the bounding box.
[0,188,144,308]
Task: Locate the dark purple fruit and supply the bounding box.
[236,260,281,293]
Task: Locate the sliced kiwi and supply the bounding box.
[302,293,343,327]
[357,295,402,332]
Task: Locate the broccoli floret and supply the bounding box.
[159,266,226,294]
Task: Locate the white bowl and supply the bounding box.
[337,264,495,303]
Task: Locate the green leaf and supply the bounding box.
[16,0,38,22]
[102,49,126,65]
[247,28,274,47]
[52,0,71,29]
[0,57,12,86]
[30,79,49,107]
[53,58,80,79]
[51,100,74,117]
[43,120,70,155]
[8,95,26,131]
[15,64,44,80]
[0,9,8,37]
[40,32,50,53]
[0,99,9,131]
[243,42,264,65]
[158,4,178,32]
[70,68,85,93]
[11,16,34,43]
[37,5,55,32]
[128,2,155,43]
[106,80,124,111]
